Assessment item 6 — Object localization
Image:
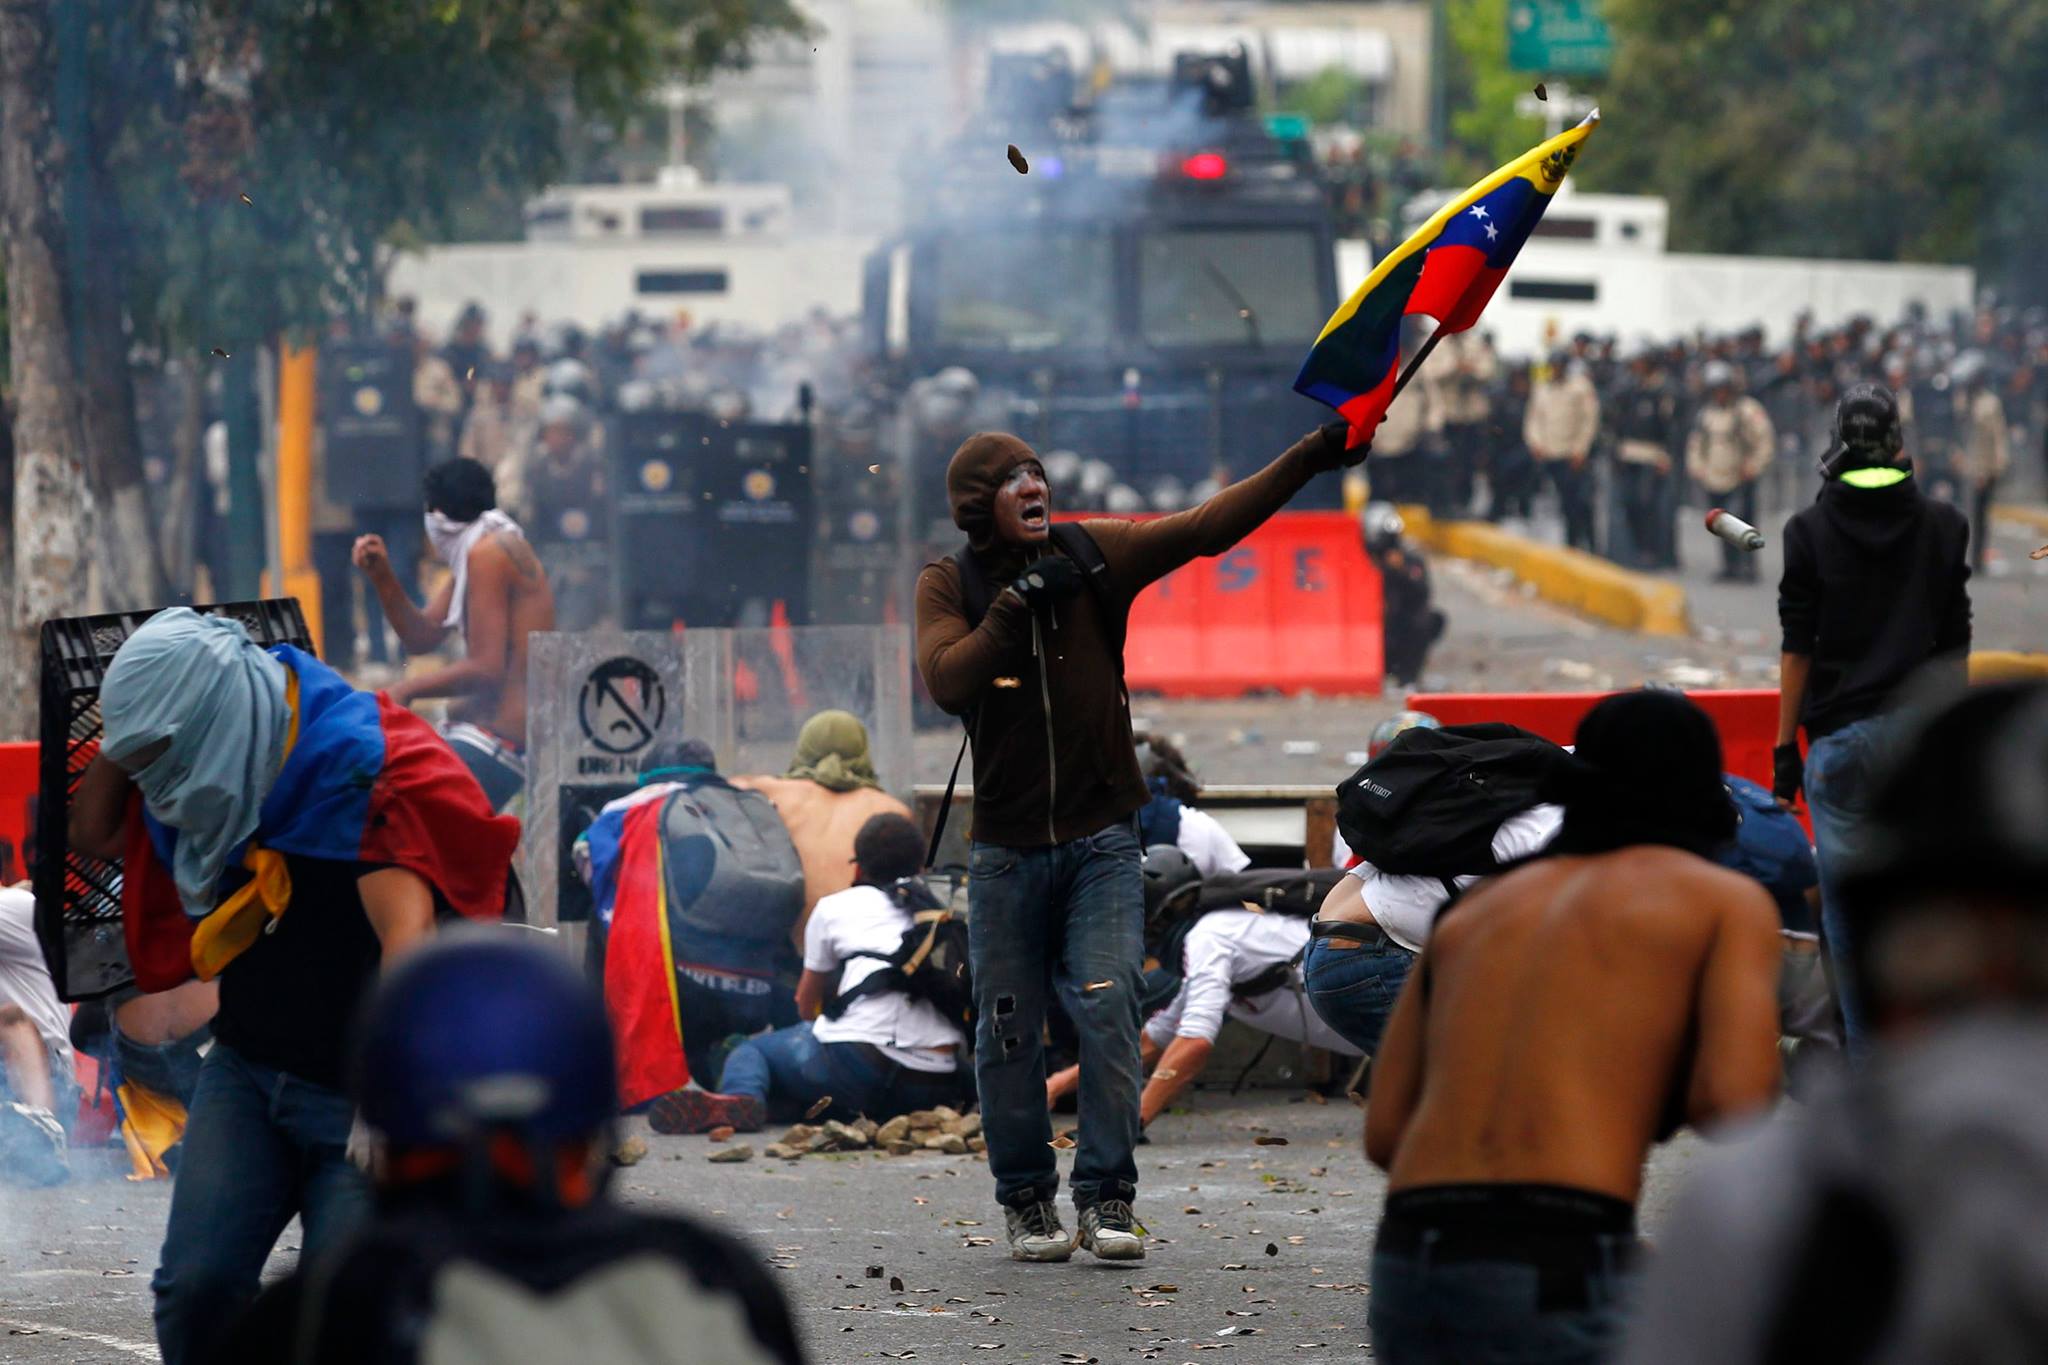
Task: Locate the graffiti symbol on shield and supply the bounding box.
[578,657,667,755]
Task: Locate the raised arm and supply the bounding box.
[354,534,453,656]
[1086,425,1348,592]
[388,539,513,706]
[913,561,1030,716]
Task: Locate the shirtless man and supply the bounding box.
[354,457,554,810]
[1363,689,1782,1365]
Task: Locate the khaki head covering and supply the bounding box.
[787,710,882,792]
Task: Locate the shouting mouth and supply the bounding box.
[1019,498,1048,530]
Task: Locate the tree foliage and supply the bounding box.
[92,0,808,357]
[1585,0,2048,295]
[1443,0,1548,180]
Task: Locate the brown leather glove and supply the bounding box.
[1296,420,1371,473]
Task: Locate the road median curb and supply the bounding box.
[1992,504,2048,537]
[1398,507,1690,636]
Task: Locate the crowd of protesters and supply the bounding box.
[1368,304,2048,578]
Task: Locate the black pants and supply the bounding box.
[1968,477,1998,572]
[674,961,801,1087]
[1612,462,1671,569]
[1542,459,1597,553]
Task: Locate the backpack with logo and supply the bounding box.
[1335,722,1570,879]
[821,877,976,1031]
[657,779,806,948]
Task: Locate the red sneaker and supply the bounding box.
[647,1088,766,1136]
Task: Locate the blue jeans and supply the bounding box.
[968,819,1145,1210]
[1302,934,1415,1056]
[719,1022,971,1125]
[1369,1236,1636,1364]
[1806,715,1895,1056]
[152,1043,371,1365]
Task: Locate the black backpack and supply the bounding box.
[822,878,976,1030]
[1335,722,1570,879]
[1197,867,1345,919]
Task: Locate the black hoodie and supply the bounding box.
[1778,475,1970,739]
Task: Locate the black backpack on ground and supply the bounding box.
[822,878,975,1031]
[1335,722,1570,879]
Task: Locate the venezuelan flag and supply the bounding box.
[1295,110,1600,445]
[591,792,694,1107]
[120,644,520,989]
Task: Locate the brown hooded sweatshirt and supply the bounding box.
[916,427,1342,848]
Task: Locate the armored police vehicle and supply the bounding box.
[856,46,1343,539]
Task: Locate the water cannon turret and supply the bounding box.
[1170,46,1255,117]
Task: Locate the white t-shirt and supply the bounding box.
[1144,909,1364,1058]
[1341,804,1564,952]
[1176,806,1252,878]
[0,888,71,1077]
[804,885,964,1073]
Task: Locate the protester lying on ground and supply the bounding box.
[1308,801,1560,1058]
[1774,381,1971,1055]
[1134,735,1251,878]
[1616,682,2048,1365]
[65,608,518,1365]
[213,930,807,1365]
[648,813,972,1135]
[916,421,1364,1265]
[1711,773,1837,1061]
[0,881,77,1186]
[734,710,912,946]
[579,739,805,1103]
[352,457,556,811]
[1363,689,1783,1365]
[1046,853,1352,1125]
[1313,712,1565,1055]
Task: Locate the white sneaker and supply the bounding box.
[1076,1199,1146,1261]
[0,1102,69,1187]
[1003,1199,1074,1262]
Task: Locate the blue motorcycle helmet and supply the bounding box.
[352,928,618,1193]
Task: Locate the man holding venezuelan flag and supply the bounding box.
[67,608,519,1365]
[1295,111,1600,454]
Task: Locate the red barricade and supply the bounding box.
[1061,511,1384,697]
[1409,689,1783,793]
[0,741,33,885]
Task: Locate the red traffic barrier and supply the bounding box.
[1062,511,1384,698]
[0,741,32,886]
[1409,688,1785,799]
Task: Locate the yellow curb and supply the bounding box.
[1992,504,2048,537]
[1398,506,1690,636]
[1969,651,2048,683]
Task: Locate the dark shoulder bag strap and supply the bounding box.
[926,547,992,870]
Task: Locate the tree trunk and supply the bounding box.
[159,355,206,592]
[0,0,93,740]
[75,151,167,608]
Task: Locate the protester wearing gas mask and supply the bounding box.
[1773,382,1971,1054]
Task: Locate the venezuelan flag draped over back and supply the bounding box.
[1295,110,1600,445]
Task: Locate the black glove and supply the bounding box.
[1009,554,1084,609]
[1302,419,1371,472]
[1772,742,1804,804]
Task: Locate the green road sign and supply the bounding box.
[1507,0,1613,75]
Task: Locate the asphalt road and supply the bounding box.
[0,1096,1720,1363]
